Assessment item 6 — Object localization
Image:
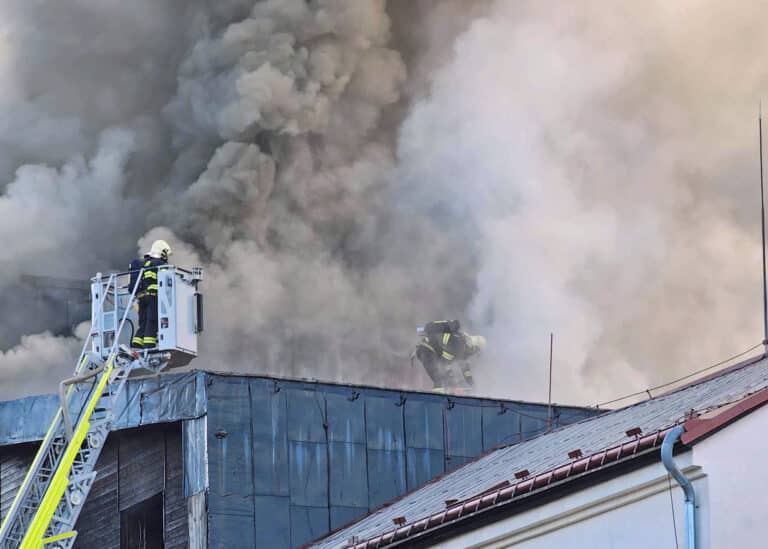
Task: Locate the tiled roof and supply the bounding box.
[349,427,677,548]
[312,354,768,548]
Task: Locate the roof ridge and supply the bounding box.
[591,352,767,420]
[195,369,595,409]
[595,351,766,410]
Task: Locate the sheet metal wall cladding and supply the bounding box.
[0,372,597,548]
[204,375,597,549]
[0,371,207,446]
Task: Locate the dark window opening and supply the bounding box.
[120,492,164,549]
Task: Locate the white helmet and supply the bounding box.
[149,239,172,261]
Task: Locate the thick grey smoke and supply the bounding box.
[397,1,767,403]
[0,0,211,399]
[0,323,87,400]
[0,0,422,399]
[0,0,765,404]
[158,0,415,382]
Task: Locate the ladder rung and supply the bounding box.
[0,280,149,547]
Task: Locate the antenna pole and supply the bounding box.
[760,107,768,349]
[547,332,553,431]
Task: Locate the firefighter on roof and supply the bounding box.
[133,239,171,349]
[414,320,486,392]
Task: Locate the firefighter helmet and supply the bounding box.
[149,239,172,261]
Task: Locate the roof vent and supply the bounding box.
[392,516,407,527]
[514,469,530,480]
[568,449,583,459]
[625,427,642,438]
[445,499,459,507]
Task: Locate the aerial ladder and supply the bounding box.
[0,266,203,549]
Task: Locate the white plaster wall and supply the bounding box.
[435,405,768,549]
[691,403,768,549]
[474,488,680,549]
[440,458,695,549]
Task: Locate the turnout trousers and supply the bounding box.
[416,347,451,388]
[135,294,158,349]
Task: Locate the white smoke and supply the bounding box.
[397,1,766,403]
[0,323,86,400]
[0,0,766,406]
[0,129,137,282]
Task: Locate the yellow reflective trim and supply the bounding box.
[463,370,473,378]
[0,353,88,538]
[442,351,455,361]
[42,530,76,544]
[73,353,88,375]
[143,337,157,344]
[21,359,114,548]
[143,271,157,279]
[146,284,159,291]
[442,333,451,346]
[0,412,62,537]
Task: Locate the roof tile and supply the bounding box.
[313,354,768,548]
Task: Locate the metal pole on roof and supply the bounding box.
[759,105,768,350]
[547,332,553,431]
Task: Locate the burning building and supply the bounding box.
[0,371,596,548]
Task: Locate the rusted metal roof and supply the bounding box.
[312,354,768,548]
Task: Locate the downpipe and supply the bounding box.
[661,425,696,549]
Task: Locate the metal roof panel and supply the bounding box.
[313,355,768,548]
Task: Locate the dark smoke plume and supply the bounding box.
[0,0,765,405]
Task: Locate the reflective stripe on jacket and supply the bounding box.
[141,257,167,296]
[418,332,464,362]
